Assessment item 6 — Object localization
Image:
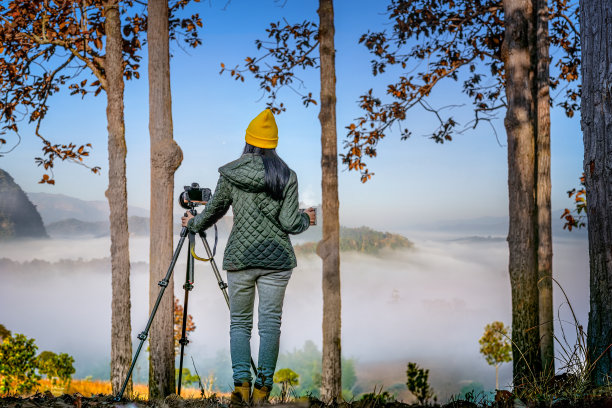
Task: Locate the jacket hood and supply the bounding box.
[219,153,265,193]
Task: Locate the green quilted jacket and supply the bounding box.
[187,153,310,271]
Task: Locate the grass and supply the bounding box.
[17,378,225,400]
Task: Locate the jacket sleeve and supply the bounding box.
[278,171,310,234]
[187,174,232,233]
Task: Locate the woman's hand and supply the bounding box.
[304,207,316,226]
[181,212,195,227]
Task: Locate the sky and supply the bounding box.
[0,0,583,231]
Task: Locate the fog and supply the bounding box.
[0,228,589,400]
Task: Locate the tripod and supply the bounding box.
[114,208,257,401]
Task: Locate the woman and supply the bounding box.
[181,109,315,405]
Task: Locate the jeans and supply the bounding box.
[227,268,292,388]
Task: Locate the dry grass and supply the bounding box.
[31,378,224,400]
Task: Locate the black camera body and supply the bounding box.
[179,183,211,209]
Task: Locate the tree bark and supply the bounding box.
[316,0,341,402]
[148,0,183,398]
[580,0,612,386]
[105,0,132,396]
[503,0,542,388]
[535,0,554,375]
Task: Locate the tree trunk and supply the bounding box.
[535,0,554,375]
[503,0,542,388]
[105,0,133,396]
[496,364,499,390]
[148,0,183,398]
[580,0,612,386]
[316,0,341,402]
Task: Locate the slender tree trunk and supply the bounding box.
[316,0,341,402]
[535,0,554,376]
[148,0,183,398]
[496,364,499,390]
[503,0,542,389]
[580,0,612,386]
[105,0,132,396]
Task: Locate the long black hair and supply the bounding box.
[243,143,290,200]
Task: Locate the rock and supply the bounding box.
[0,169,48,240]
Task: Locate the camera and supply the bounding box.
[179,183,212,209]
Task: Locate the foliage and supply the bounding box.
[173,297,196,353]
[562,173,587,231]
[479,321,512,367]
[340,0,581,182]
[406,362,436,405]
[0,324,10,341]
[274,368,299,402]
[220,20,319,114]
[36,350,75,389]
[0,333,41,394]
[294,226,413,255]
[0,0,202,183]
[359,386,395,406]
[175,368,199,388]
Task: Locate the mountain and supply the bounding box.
[26,192,149,224]
[0,169,48,240]
[409,213,588,239]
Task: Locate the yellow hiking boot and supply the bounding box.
[252,385,270,405]
[230,381,251,407]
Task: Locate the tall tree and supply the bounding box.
[317,0,341,401]
[220,3,341,400]
[104,0,133,395]
[148,0,181,398]
[147,0,202,398]
[339,0,579,383]
[579,0,612,386]
[503,0,542,386]
[535,0,553,376]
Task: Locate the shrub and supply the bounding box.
[406,362,436,405]
[37,351,75,390]
[0,333,41,394]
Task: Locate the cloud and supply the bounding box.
[0,230,590,399]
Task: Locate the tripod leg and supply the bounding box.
[177,233,196,396]
[114,228,189,401]
[198,232,258,377]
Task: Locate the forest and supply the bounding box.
[0,0,611,407]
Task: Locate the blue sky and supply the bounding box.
[1,0,584,231]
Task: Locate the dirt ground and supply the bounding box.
[1,392,612,408]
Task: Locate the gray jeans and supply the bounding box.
[227,268,292,388]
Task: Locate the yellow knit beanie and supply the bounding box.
[245,109,278,149]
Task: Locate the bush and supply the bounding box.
[0,333,41,394]
[37,351,75,390]
[406,362,436,405]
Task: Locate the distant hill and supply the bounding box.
[27,192,149,224]
[294,226,414,255]
[410,213,588,239]
[46,216,151,238]
[0,257,149,275]
[0,169,48,240]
